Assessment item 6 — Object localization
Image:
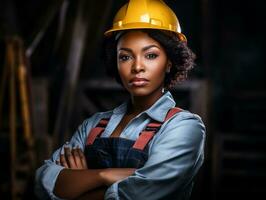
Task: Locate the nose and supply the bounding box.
[131,56,145,73]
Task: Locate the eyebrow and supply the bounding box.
[118,45,160,53]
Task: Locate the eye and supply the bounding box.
[146,53,158,59]
[118,54,131,62]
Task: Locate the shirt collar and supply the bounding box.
[113,101,128,114]
[113,91,176,122]
[144,91,176,122]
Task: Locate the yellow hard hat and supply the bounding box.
[104,0,187,41]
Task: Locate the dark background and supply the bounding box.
[0,0,265,199]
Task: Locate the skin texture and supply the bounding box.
[117,31,171,111]
[54,30,171,199]
[54,147,135,199]
[110,31,171,137]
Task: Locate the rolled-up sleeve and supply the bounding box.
[35,115,98,200]
[105,113,206,200]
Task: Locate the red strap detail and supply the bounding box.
[98,119,109,126]
[164,107,182,122]
[146,122,161,128]
[86,127,104,145]
[133,107,182,150]
[86,118,110,145]
[132,131,155,150]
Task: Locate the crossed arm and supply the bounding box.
[38,114,205,199]
[53,146,135,199]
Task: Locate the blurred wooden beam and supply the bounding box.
[7,38,17,200]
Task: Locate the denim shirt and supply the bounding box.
[35,91,206,200]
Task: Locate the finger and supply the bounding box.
[77,148,88,168]
[64,147,76,169]
[60,153,69,168]
[72,148,82,169]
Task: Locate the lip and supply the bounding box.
[129,77,149,87]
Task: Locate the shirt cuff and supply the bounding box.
[41,163,65,200]
[104,182,119,200]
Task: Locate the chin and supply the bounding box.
[126,87,149,96]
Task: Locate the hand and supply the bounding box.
[56,147,88,169]
[100,168,136,186]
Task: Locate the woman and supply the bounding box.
[35,0,206,199]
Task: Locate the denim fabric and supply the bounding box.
[85,137,149,169]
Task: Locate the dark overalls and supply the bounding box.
[84,107,181,169]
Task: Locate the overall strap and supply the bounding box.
[86,118,109,145]
[132,107,182,150]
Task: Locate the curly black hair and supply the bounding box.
[102,29,196,89]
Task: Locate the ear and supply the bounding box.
[166,60,172,73]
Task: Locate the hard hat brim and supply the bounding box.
[104,27,187,42]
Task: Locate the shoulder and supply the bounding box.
[155,109,206,145]
[171,110,205,127]
[172,109,205,136]
[149,109,206,157]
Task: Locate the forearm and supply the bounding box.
[53,146,135,199]
[54,168,104,199]
[53,168,135,199]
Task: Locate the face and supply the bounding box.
[117,30,171,97]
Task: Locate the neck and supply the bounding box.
[128,87,165,115]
